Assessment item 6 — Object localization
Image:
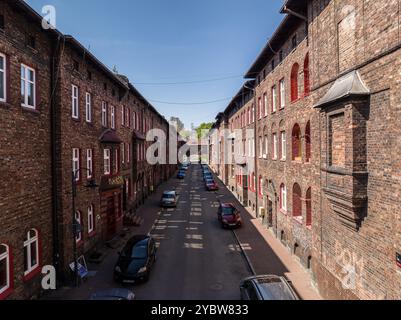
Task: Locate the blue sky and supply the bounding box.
[27,0,284,129]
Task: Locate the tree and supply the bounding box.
[169,117,184,133]
[196,122,213,139]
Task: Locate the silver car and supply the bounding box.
[160,191,178,208]
[240,275,299,300]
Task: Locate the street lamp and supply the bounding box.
[71,168,98,287]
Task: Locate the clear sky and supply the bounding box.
[27,0,284,129]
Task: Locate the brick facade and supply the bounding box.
[0,0,176,299]
[212,0,401,300]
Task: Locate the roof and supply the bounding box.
[314,71,370,108]
[223,80,255,116]
[280,0,308,14]
[244,14,303,79]
[99,129,122,144]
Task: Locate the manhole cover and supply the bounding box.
[209,283,224,291]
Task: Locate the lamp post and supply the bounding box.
[71,168,98,287]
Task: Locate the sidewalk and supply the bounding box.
[43,175,176,300]
[215,178,322,300]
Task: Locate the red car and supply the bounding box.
[217,203,242,228]
[205,179,219,191]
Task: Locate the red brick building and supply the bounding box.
[213,0,401,300]
[0,0,176,299]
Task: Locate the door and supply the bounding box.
[268,199,273,227]
[106,196,116,240]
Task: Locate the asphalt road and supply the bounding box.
[133,164,251,300]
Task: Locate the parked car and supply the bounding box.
[203,172,213,181]
[114,235,157,284]
[177,170,186,179]
[90,288,136,300]
[160,191,178,207]
[205,179,219,191]
[217,203,242,228]
[240,275,299,300]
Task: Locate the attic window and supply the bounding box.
[279,50,283,63]
[0,15,4,30]
[292,35,297,50]
[27,35,36,49]
[87,71,92,80]
[271,59,275,71]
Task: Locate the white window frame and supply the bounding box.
[104,149,111,175]
[281,185,287,211]
[110,105,115,129]
[121,106,125,126]
[279,78,286,109]
[85,92,92,123]
[263,93,268,117]
[272,86,277,113]
[101,101,107,127]
[72,148,80,181]
[21,64,36,109]
[75,211,82,243]
[86,149,93,179]
[273,133,278,160]
[71,85,79,119]
[259,137,263,158]
[264,135,268,158]
[281,131,287,160]
[23,229,39,275]
[0,244,10,295]
[87,205,94,234]
[0,53,6,102]
[125,107,129,127]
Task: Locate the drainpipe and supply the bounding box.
[50,35,63,284]
[282,6,307,21]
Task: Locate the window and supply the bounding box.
[280,184,287,212]
[259,136,263,158]
[263,93,267,117]
[306,188,312,227]
[110,106,116,129]
[292,124,302,161]
[279,78,285,109]
[71,85,79,118]
[125,107,130,127]
[272,133,278,160]
[21,64,36,109]
[72,148,80,181]
[127,144,130,163]
[101,102,107,127]
[305,121,311,163]
[121,106,125,126]
[121,143,125,164]
[271,59,275,70]
[271,86,277,113]
[252,104,255,123]
[280,131,286,160]
[86,149,93,179]
[258,98,262,119]
[291,64,299,102]
[87,205,94,235]
[133,112,137,130]
[115,149,119,173]
[304,54,310,96]
[85,92,92,122]
[104,149,111,175]
[258,176,263,197]
[293,183,302,219]
[279,50,283,63]
[0,53,6,102]
[75,211,82,243]
[23,229,39,275]
[264,135,268,158]
[0,244,10,296]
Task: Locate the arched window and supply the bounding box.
[292,124,302,161]
[306,187,312,227]
[0,244,11,297]
[280,184,287,211]
[23,229,39,276]
[304,54,310,96]
[293,183,302,219]
[305,121,311,163]
[291,63,299,102]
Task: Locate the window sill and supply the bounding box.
[21,106,39,114]
[0,101,12,109]
[88,231,96,238]
[76,240,84,248]
[71,117,80,122]
[0,286,13,300]
[306,225,312,231]
[293,216,303,225]
[291,97,301,104]
[23,265,41,283]
[280,209,287,215]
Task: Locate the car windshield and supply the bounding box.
[258,278,296,300]
[222,207,235,216]
[122,239,148,259]
[163,194,175,199]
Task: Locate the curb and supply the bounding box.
[231,229,257,276]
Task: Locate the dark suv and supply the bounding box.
[240,275,299,300]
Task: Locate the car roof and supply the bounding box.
[220,203,234,208]
[91,288,135,300]
[246,275,298,300]
[125,235,150,248]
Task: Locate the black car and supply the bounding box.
[114,235,157,284]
